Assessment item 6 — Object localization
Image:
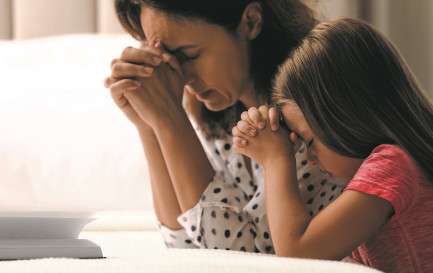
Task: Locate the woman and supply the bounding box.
[104,0,342,253]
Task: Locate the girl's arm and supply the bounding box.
[233,106,394,259]
[263,158,393,259]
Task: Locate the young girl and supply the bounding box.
[232,17,433,272]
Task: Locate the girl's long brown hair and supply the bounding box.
[114,0,317,138]
[273,17,433,182]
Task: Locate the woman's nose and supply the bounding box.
[182,65,197,85]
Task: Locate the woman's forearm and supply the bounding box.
[152,111,216,213]
[138,128,182,230]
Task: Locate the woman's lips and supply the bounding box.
[195,90,212,101]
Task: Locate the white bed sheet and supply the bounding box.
[0,230,383,273]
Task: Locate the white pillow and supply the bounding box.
[0,34,153,211]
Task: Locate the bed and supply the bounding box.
[0,0,382,272]
[0,212,382,273]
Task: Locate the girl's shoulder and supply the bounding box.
[370,144,410,158]
[348,144,426,221]
[362,144,417,175]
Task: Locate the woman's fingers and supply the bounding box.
[120,46,166,65]
[108,46,168,79]
[111,62,154,79]
[104,76,141,90]
[108,78,141,103]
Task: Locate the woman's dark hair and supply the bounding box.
[273,17,433,182]
[114,0,317,138]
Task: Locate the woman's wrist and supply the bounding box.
[152,107,192,137]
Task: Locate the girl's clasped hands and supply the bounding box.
[232,106,303,168]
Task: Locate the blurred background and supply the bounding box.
[1,0,431,96]
[0,0,431,213]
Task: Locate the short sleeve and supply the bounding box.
[344,145,420,222]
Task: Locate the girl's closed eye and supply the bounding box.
[306,138,314,148]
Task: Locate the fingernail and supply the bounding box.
[258,121,265,128]
[126,81,141,90]
[143,67,153,74]
[241,140,246,145]
[153,56,161,64]
[162,53,171,62]
[249,129,256,136]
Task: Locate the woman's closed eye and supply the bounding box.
[177,52,200,63]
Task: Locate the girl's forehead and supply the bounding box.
[281,102,303,117]
[280,103,309,135]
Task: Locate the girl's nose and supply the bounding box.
[306,149,318,166]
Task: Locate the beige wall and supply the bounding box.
[0,0,12,39]
[0,0,125,40]
[317,0,433,99]
[1,0,431,98]
[368,0,433,98]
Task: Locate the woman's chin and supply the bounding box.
[203,102,228,112]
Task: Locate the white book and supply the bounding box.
[0,239,103,260]
[0,212,103,260]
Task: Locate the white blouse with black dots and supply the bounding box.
[158,129,346,253]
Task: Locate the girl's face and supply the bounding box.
[280,104,364,183]
[140,6,258,111]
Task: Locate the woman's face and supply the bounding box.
[140,6,258,111]
[280,103,364,183]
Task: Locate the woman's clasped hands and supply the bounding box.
[104,42,186,133]
[232,106,303,167]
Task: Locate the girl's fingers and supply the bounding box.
[233,136,247,147]
[111,61,154,78]
[247,107,265,129]
[236,120,257,137]
[289,132,303,152]
[240,111,255,127]
[269,107,280,131]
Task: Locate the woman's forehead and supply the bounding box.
[140,6,214,48]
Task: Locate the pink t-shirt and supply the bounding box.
[344,144,433,273]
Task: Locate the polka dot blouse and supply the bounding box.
[158,129,346,253]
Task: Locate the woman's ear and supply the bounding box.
[239,2,263,40]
